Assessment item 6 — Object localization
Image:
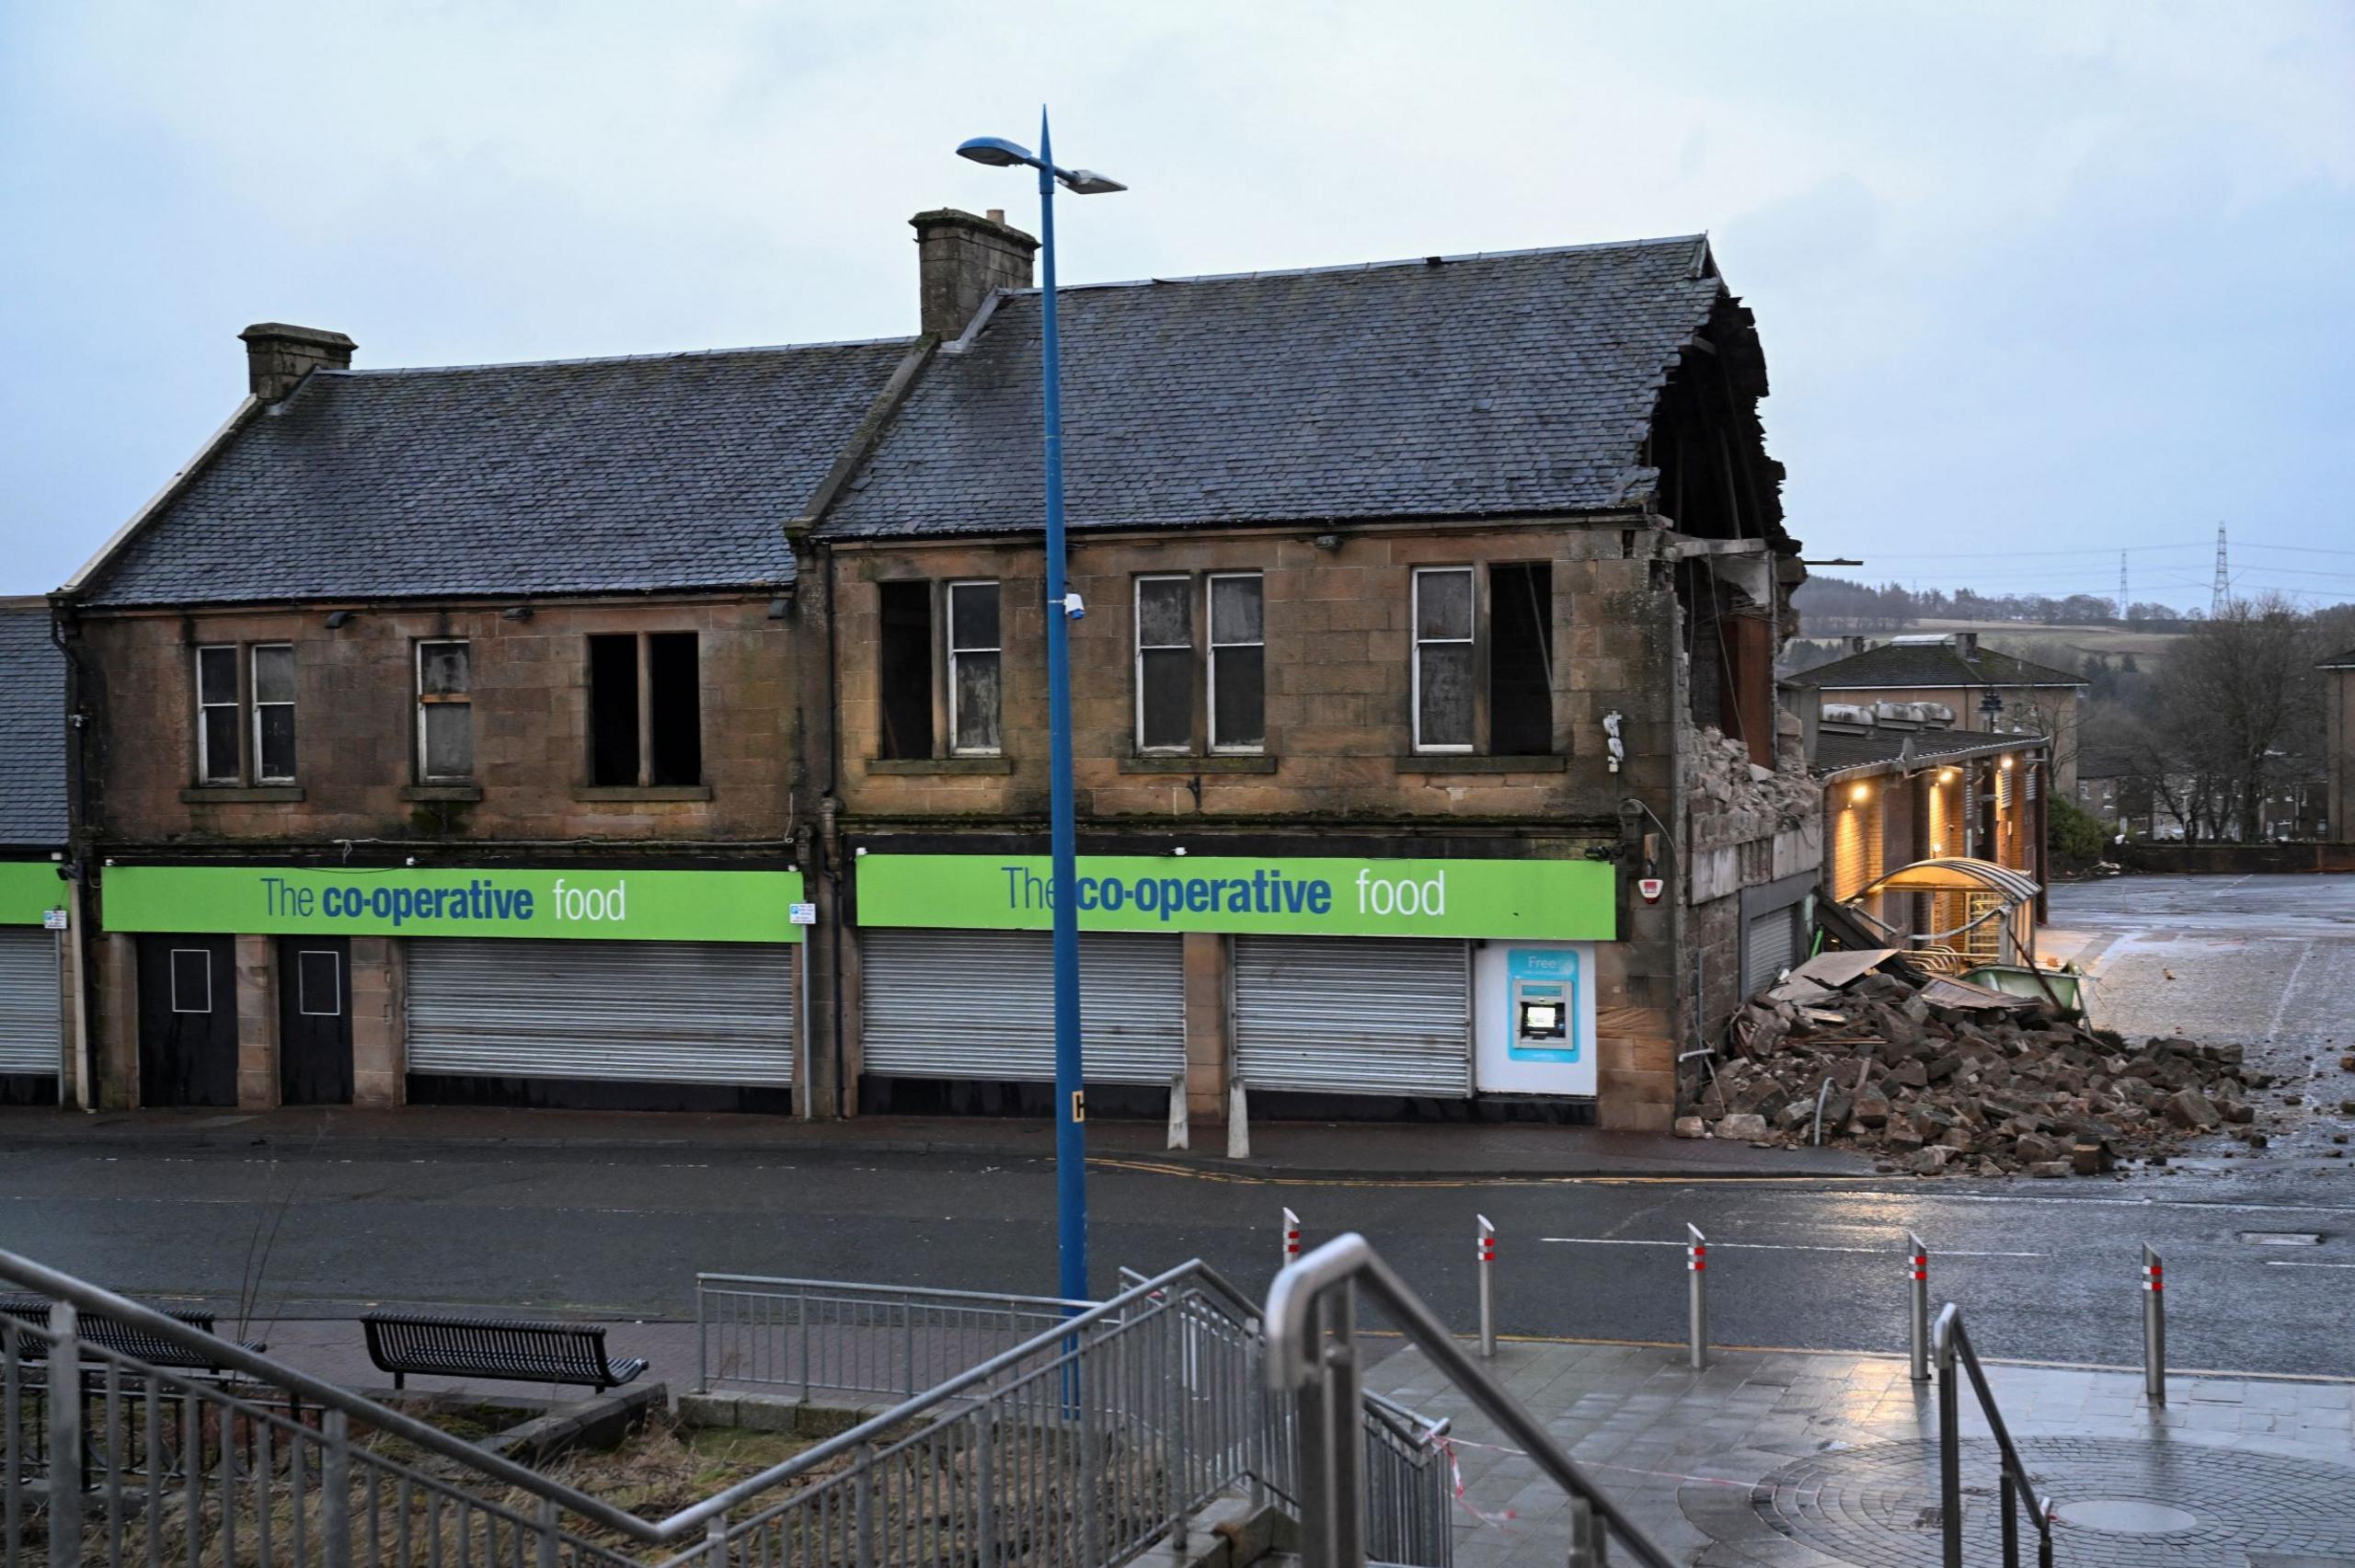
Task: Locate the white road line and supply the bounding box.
[2265,939,2317,1042]
[2264,1261,2355,1270]
[1890,1193,2355,1217]
[1541,1238,2045,1257]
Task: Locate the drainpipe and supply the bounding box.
[47,601,97,1111]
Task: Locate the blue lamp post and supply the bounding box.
[958,113,1125,1306]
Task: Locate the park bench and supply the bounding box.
[0,1293,263,1372]
[362,1310,647,1391]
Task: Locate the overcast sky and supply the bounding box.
[5,2,2350,608]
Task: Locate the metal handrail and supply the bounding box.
[694,1270,1094,1311]
[0,1245,668,1544]
[1268,1233,1676,1568]
[1931,1302,2056,1568]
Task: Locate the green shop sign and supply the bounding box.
[856,854,1614,941]
[103,866,806,944]
[0,863,67,926]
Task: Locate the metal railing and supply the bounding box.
[695,1274,1096,1401]
[1931,1302,2055,1568]
[3,1246,1450,1568]
[1267,1233,1672,1568]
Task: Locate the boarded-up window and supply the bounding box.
[1135,577,1192,751]
[1209,573,1264,751]
[1489,563,1552,755]
[878,581,936,761]
[1412,567,1475,750]
[948,581,1002,754]
[417,640,473,781]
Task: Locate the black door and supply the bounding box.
[136,935,237,1107]
[277,938,353,1105]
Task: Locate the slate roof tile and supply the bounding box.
[82,339,915,607]
[0,605,66,845]
[821,238,1735,538]
[1791,643,2087,690]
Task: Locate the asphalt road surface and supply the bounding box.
[1,873,2349,1379]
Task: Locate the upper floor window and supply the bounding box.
[193,642,297,784]
[416,640,473,782]
[1207,574,1265,751]
[1411,564,1555,755]
[195,646,239,784]
[948,581,1002,755]
[251,644,297,782]
[1132,572,1265,755]
[588,632,701,787]
[876,580,936,761]
[1135,577,1193,751]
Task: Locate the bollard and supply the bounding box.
[1166,1072,1189,1150]
[1226,1079,1250,1160]
[1476,1214,1498,1358]
[1282,1207,1302,1269]
[1908,1230,1930,1383]
[1686,1224,1708,1370]
[2142,1243,2165,1405]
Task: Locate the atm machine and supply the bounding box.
[1473,943,1599,1095]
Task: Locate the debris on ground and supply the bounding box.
[1679,949,2261,1176]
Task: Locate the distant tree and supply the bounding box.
[2159,595,2310,840]
[2048,795,2108,866]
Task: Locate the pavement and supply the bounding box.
[1366,1336,2355,1567]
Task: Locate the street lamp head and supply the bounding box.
[957,136,1034,168]
[1058,167,1127,196]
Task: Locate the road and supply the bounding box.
[0,873,2348,1379]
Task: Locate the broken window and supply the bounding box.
[1135,576,1193,751]
[1208,573,1264,751]
[648,633,702,785]
[1489,563,1553,755]
[948,581,1002,755]
[249,644,297,783]
[1412,567,1475,751]
[587,632,702,786]
[877,580,936,761]
[588,635,641,785]
[194,645,240,784]
[416,640,473,781]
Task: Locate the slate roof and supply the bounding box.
[0,603,66,845]
[1813,727,2044,778]
[2321,647,2355,670]
[81,339,915,607]
[821,237,1752,539]
[1789,642,2085,691]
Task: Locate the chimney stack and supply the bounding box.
[239,323,355,403]
[911,209,1039,338]
[1957,632,1980,660]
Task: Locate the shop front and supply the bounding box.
[852,852,1615,1108]
[100,864,806,1111]
[0,863,69,1099]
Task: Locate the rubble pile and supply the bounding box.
[1684,952,2262,1176]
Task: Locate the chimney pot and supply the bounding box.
[910,208,1039,338]
[238,322,355,404]
[986,208,1005,224]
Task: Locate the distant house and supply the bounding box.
[1785,633,2088,793]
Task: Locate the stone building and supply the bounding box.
[1786,634,2088,793]
[52,207,1816,1132]
[2324,647,2355,841]
[0,601,73,1103]
[53,329,905,1112]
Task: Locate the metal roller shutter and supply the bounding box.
[858,929,1184,1084]
[1233,936,1471,1097]
[406,939,795,1085]
[1742,907,1798,997]
[0,929,61,1075]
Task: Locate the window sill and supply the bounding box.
[402,784,484,803]
[571,784,715,802]
[1394,754,1568,774]
[1119,754,1279,774]
[867,757,1016,776]
[180,785,304,804]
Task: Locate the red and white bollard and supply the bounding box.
[1477,1214,1498,1357]
[2142,1244,2166,1405]
[1908,1230,1930,1383]
[1687,1224,1708,1370]
[1281,1207,1302,1269]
